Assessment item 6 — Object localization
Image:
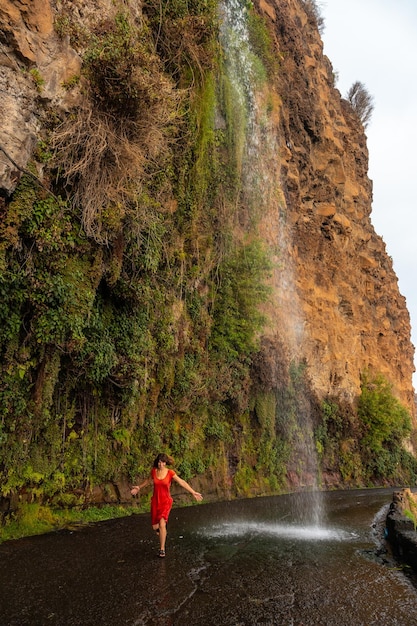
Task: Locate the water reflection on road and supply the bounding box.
[1,489,417,625]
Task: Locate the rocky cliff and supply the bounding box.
[257,0,414,410]
[0,0,82,190]
[0,0,416,523]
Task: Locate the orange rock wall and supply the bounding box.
[256,0,415,416]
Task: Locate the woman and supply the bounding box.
[130,453,203,558]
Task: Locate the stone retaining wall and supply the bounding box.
[385,488,417,572]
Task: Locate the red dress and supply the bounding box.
[151,467,176,525]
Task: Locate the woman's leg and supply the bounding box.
[158,518,167,552]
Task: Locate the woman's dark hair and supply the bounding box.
[153,453,174,468]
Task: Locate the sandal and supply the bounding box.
[158,549,165,558]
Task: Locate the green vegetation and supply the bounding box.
[314,374,417,486]
[0,0,284,532]
[247,4,278,78]
[404,508,417,531]
[401,489,417,531]
[358,373,414,480]
[28,68,45,93]
[83,12,158,116]
[0,502,143,543]
[210,241,270,360]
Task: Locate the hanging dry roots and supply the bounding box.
[51,86,181,242]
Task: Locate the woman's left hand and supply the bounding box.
[193,491,203,501]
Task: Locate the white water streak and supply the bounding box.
[220,0,305,357]
[220,0,322,504]
[198,521,356,542]
[220,0,276,211]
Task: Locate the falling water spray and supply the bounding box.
[219,0,323,525]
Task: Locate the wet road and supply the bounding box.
[1,489,417,625]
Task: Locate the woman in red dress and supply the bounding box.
[130,453,203,557]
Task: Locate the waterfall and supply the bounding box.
[219,0,304,355]
[219,0,323,520]
[219,0,276,219]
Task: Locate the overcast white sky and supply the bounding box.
[321,0,417,388]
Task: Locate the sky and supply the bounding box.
[320,1,417,388]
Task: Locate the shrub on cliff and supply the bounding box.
[302,0,325,34]
[346,81,374,128]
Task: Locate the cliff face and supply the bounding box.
[3,0,411,410]
[0,0,82,191]
[0,0,415,515]
[256,0,414,412]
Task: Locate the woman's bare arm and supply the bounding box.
[130,476,152,495]
[172,473,203,501]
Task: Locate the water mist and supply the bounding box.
[220,0,324,528]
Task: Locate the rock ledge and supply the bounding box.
[386,488,417,572]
